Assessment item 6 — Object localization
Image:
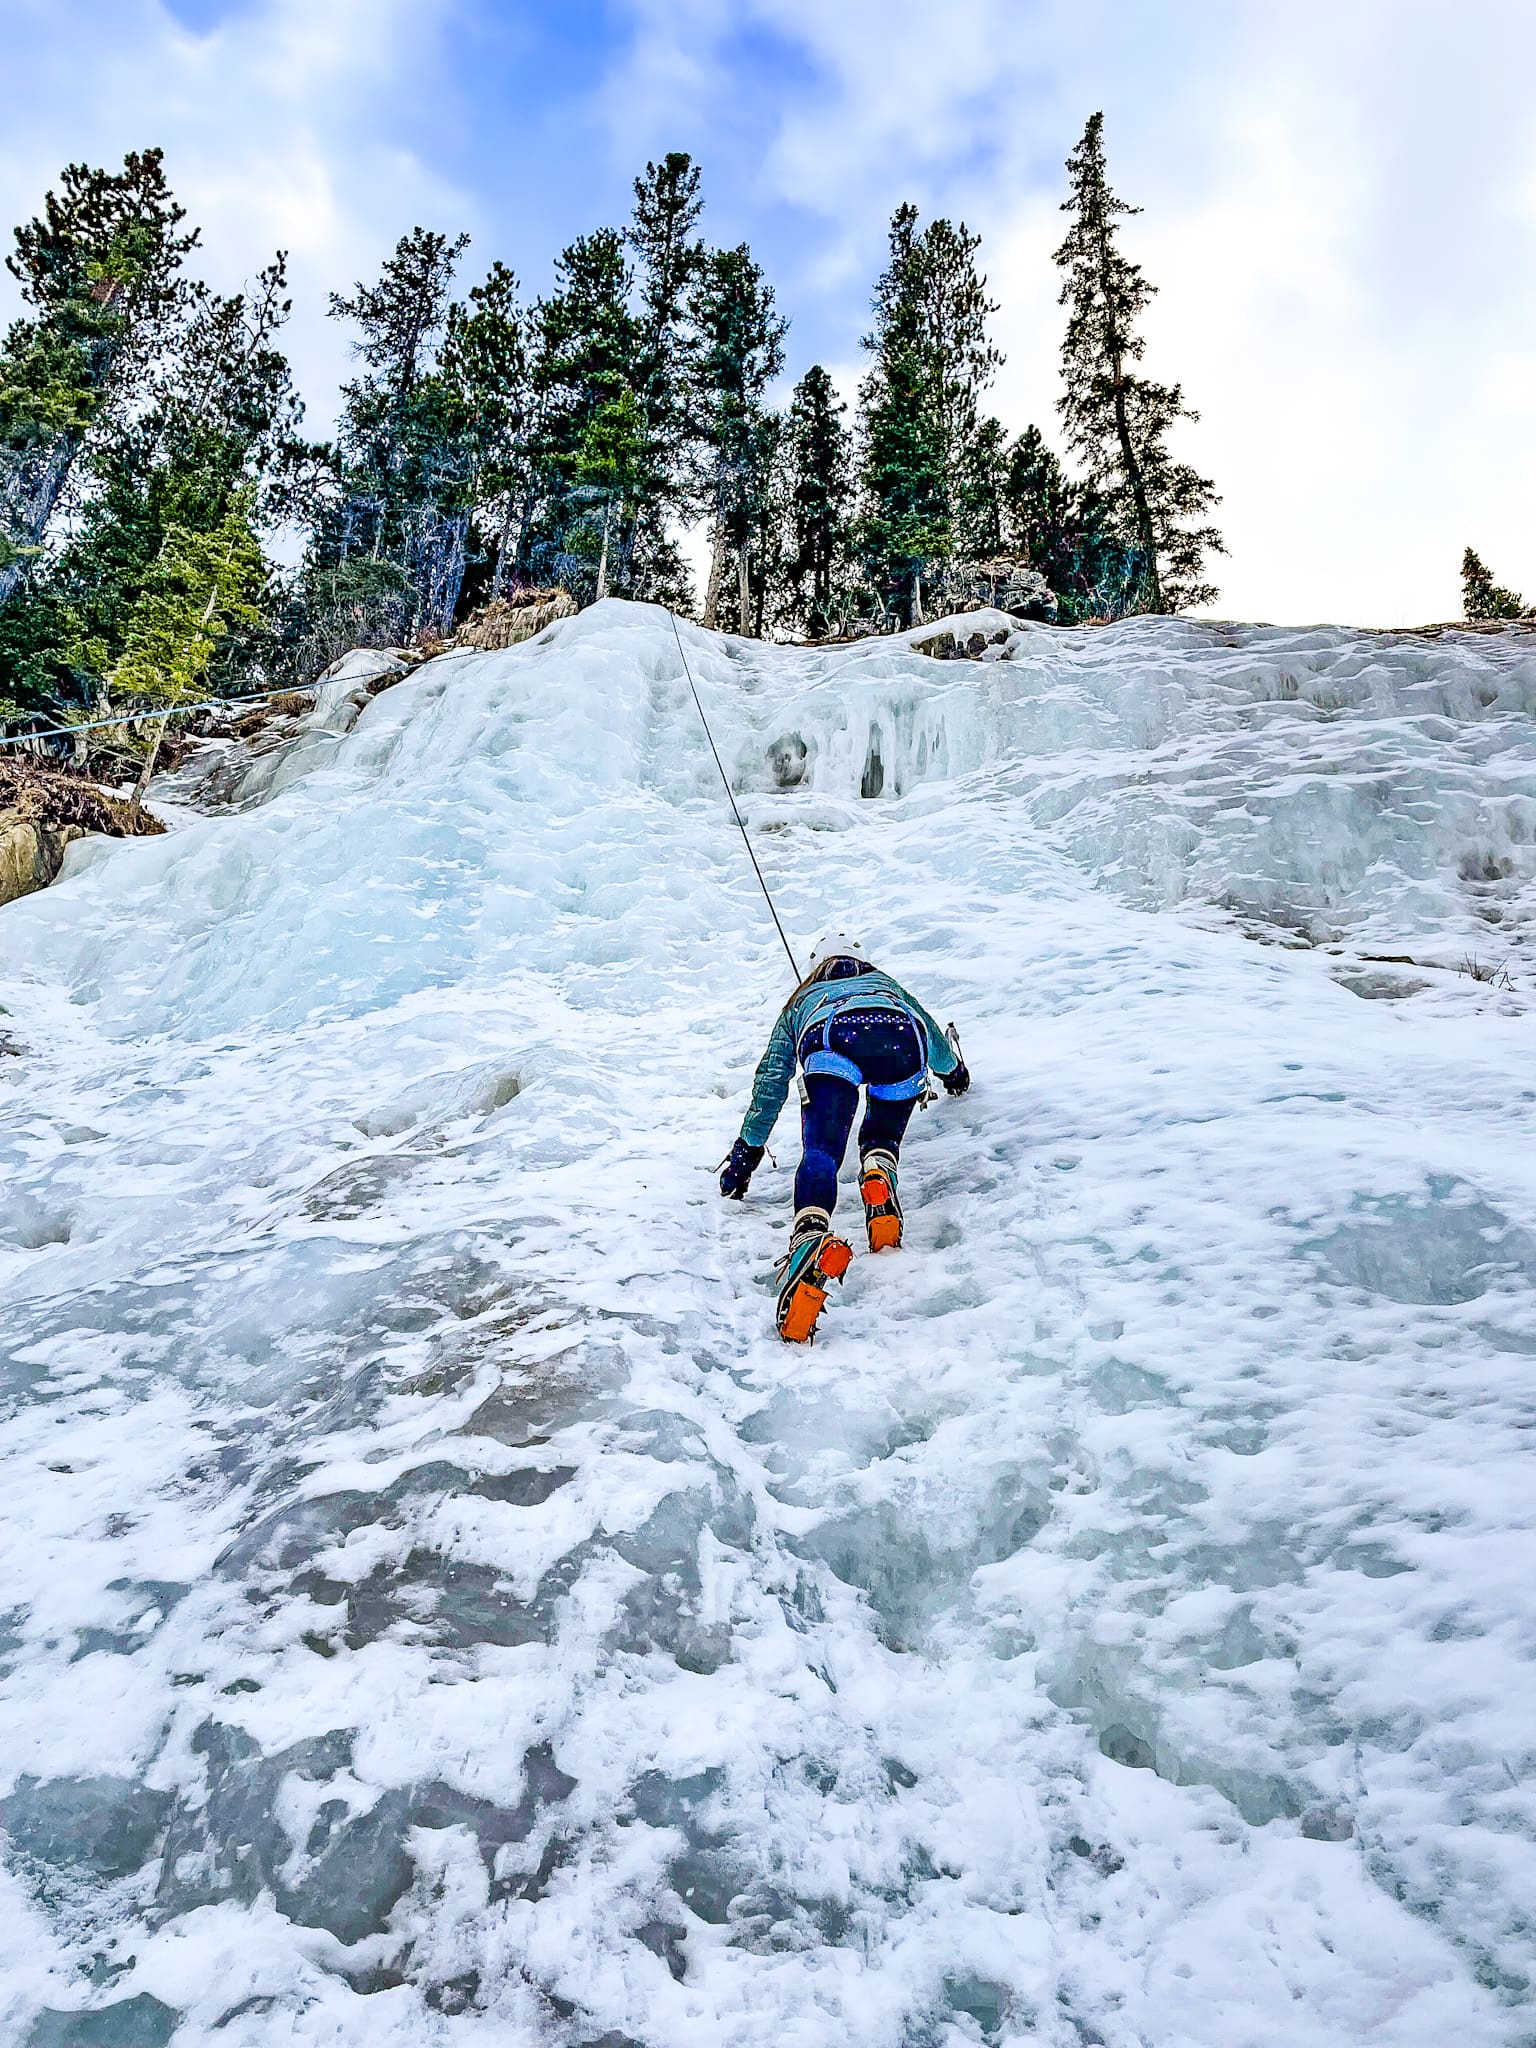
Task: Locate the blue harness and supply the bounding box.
[798,1007,929,1100]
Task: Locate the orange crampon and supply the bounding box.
[859,1149,903,1253]
[776,1228,853,1342]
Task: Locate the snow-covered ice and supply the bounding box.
[1,601,1533,2046]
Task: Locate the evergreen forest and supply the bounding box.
[0,122,1228,739]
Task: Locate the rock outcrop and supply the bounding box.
[911,615,1017,662]
[0,757,164,908]
[148,650,413,816]
[452,589,576,651]
[966,556,1057,620]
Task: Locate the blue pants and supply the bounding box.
[795,1009,923,1215]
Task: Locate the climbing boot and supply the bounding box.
[859,1148,903,1253]
[775,1207,853,1343]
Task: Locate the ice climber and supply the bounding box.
[719,936,970,1341]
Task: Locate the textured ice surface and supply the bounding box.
[1,603,1533,2044]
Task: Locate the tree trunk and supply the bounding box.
[737,547,751,636]
[0,312,128,617]
[911,565,925,628]
[0,431,83,613]
[489,496,515,600]
[512,475,540,585]
[1094,212,1161,613]
[130,711,171,818]
[596,496,612,600]
[1109,372,1160,613]
[440,510,468,631]
[614,500,642,593]
[703,521,728,629]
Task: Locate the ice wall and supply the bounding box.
[736,614,1536,956]
[0,602,1532,2046]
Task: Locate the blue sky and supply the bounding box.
[3,0,1535,624]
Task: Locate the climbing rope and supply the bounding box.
[0,685,308,751]
[669,609,802,982]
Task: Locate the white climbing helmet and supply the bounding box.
[808,930,868,969]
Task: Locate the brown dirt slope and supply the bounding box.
[0,755,164,908]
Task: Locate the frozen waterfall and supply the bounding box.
[1,601,1533,2046]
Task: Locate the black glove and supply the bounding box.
[720,1138,765,1199]
[941,1060,970,1097]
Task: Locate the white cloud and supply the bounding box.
[606,0,1536,623]
[8,0,1534,624]
[0,0,478,438]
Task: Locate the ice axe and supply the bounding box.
[921,1022,964,1110]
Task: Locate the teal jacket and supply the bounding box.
[739,965,958,1148]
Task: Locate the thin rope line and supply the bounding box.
[669,609,801,982]
[0,685,312,750]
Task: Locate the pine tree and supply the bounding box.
[858,204,1002,627]
[0,149,197,613]
[860,328,946,627]
[628,152,703,441]
[107,489,266,706]
[323,227,474,632]
[441,261,529,597]
[1004,423,1139,622]
[1,166,296,725]
[526,228,643,598]
[690,243,786,631]
[575,386,645,598]
[744,411,787,637]
[1055,113,1221,614]
[330,227,467,401]
[955,415,1010,560]
[781,365,854,639]
[629,162,702,450]
[1461,546,1526,622]
[154,257,303,520]
[610,155,703,606]
[43,255,301,697]
[1005,427,1070,566]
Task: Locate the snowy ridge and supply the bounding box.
[0,601,1533,2045]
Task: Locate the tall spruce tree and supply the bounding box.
[107,486,266,707]
[330,228,467,400]
[781,364,853,639]
[150,258,302,521]
[858,204,1001,627]
[1054,113,1221,614]
[955,414,1010,561]
[575,386,645,599]
[440,260,529,598]
[622,154,705,604]
[743,411,786,637]
[526,228,643,598]
[1005,423,1141,621]
[44,255,298,698]
[628,154,703,461]
[1005,426,1073,576]
[323,227,473,633]
[0,149,197,613]
[1,163,298,724]
[1461,546,1526,622]
[690,243,786,630]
